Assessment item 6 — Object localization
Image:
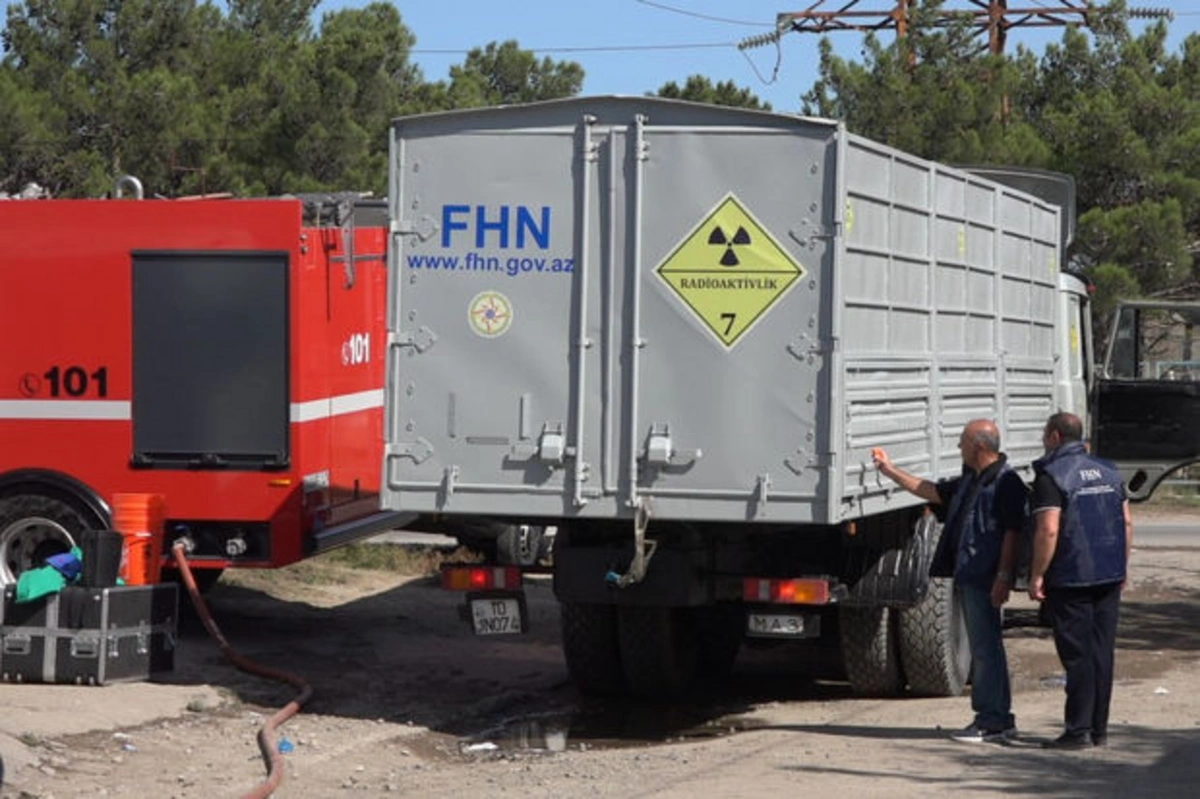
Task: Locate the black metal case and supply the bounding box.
[0,583,178,685]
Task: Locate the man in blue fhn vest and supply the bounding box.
[873,419,1026,744]
[1029,412,1133,750]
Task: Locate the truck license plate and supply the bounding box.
[470,597,524,635]
[747,613,814,639]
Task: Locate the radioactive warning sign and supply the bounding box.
[655,193,805,348]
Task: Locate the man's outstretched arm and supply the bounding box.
[872,447,942,504]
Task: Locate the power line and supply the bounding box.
[633,0,775,28]
[411,41,738,55]
[760,1,1178,55]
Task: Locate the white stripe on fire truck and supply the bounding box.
[289,388,384,423]
[0,390,383,423]
[0,400,132,420]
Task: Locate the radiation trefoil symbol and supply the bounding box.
[655,194,805,348]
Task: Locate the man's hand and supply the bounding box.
[871,447,891,471]
[990,574,1011,608]
[1028,575,1046,602]
[870,446,940,504]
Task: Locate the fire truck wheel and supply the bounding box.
[839,605,905,696]
[0,493,89,588]
[560,601,626,697]
[618,605,699,700]
[897,576,970,697]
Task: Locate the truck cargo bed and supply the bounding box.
[384,97,1068,525]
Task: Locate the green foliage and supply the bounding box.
[655,75,770,110]
[441,39,583,108]
[0,3,583,197]
[1087,262,1141,342]
[802,0,1200,306]
[0,0,1196,322]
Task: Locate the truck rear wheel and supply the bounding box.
[898,576,970,697]
[0,494,89,587]
[694,603,743,681]
[560,601,626,697]
[454,521,547,567]
[618,606,698,701]
[839,606,904,696]
[496,524,547,567]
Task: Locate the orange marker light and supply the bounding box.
[743,577,831,605]
[440,565,522,591]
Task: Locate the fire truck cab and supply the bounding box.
[0,185,412,587]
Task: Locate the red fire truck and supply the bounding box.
[0,184,413,588]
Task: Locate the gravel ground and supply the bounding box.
[1,505,1197,798]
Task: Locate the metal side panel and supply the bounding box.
[381,97,1065,525]
[385,118,592,516]
[840,134,1060,520]
[627,122,838,523]
[384,98,844,523]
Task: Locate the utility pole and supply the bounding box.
[740,1,1175,55]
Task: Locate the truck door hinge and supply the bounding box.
[393,215,438,242]
[639,424,702,467]
[389,437,434,465]
[755,473,771,515]
[442,465,459,498]
[391,327,437,353]
[787,335,836,363]
[509,422,567,466]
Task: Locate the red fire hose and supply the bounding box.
[172,543,312,798]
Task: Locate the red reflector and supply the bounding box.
[743,577,830,605]
[441,565,522,591]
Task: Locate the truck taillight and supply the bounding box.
[743,577,831,605]
[441,565,522,591]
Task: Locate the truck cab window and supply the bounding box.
[1107,305,1200,382]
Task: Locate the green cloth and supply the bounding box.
[15,565,66,603]
[15,545,86,603]
[13,546,126,601]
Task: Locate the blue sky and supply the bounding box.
[318,1,1200,112]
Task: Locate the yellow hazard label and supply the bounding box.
[655,194,805,348]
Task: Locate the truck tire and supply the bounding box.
[495,525,546,568]
[898,577,970,697]
[694,603,743,682]
[454,521,546,567]
[0,494,89,587]
[560,601,626,697]
[618,606,698,700]
[839,606,905,696]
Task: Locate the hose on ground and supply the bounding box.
[172,542,312,799]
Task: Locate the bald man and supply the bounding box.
[873,419,1028,744]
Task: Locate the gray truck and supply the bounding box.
[382,96,1198,699]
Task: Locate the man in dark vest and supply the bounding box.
[873,418,1026,743]
[1029,411,1132,749]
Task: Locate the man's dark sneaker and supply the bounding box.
[1091,733,1107,747]
[1042,732,1092,750]
[951,723,1017,744]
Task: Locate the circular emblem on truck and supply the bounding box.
[468,291,514,338]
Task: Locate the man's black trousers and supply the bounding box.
[1045,581,1122,738]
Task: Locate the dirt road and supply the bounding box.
[2,515,1198,798]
